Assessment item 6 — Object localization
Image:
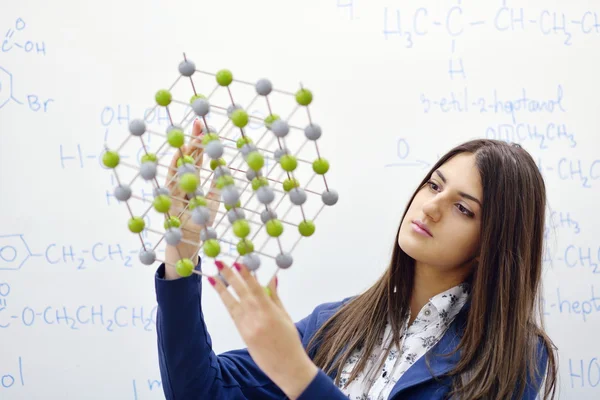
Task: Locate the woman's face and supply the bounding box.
[398,153,482,273]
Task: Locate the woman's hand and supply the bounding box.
[163,118,220,279]
[208,261,319,399]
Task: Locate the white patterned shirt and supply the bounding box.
[336,282,471,400]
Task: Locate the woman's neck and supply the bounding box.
[408,262,471,325]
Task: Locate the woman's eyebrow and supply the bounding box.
[434,170,482,207]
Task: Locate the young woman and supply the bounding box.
[154,119,558,399]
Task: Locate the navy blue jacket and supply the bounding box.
[154,259,548,399]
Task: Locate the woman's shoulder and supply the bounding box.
[302,295,355,324]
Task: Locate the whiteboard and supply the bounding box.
[1,0,599,398]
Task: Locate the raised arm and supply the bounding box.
[155,258,354,399]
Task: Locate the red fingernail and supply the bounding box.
[275,276,278,288]
[207,277,216,286]
[233,263,241,272]
[215,261,224,271]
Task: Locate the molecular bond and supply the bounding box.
[101,53,338,284]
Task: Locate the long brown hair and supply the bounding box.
[305,139,558,399]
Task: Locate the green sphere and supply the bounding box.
[225,200,241,211]
[102,151,120,168]
[153,195,172,213]
[189,93,206,104]
[283,178,300,192]
[312,158,330,174]
[202,133,220,145]
[155,89,172,106]
[176,258,195,277]
[247,151,264,171]
[216,175,235,189]
[164,216,181,229]
[203,239,221,257]
[236,136,253,149]
[266,219,283,237]
[264,114,280,128]
[177,155,195,167]
[179,173,199,193]
[299,220,316,237]
[295,88,313,106]
[280,155,297,172]
[210,158,226,170]
[251,177,269,191]
[128,217,145,233]
[141,153,157,163]
[167,129,185,148]
[216,69,233,86]
[232,219,250,238]
[189,196,207,209]
[231,109,249,128]
[236,239,254,255]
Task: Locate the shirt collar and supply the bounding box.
[427,282,471,322]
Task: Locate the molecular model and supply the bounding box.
[101,53,338,285]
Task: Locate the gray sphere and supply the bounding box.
[153,187,170,197]
[165,228,183,246]
[192,98,210,116]
[114,185,132,201]
[227,103,242,117]
[227,208,246,223]
[221,185,240,206]
[140,162,157,180]
[241,143,258,158]
[304,124,322,140]
[205,140,224,159]
[214,166,231,179]
[178,59,196,77]
[246,168,258,181]
[260,208,277,223]
[200,227,217,241]
[322,189,339,206]
[178,163,196,176]
[271,120,289,138]
[276,253,293,269]
[192,206,211,225]
[194,188,205,197]
[139,249,156,265]
[255,79,272,96]
[243,253,261,271]
[274,148,289,162]
[129,119,146,136]
[289,188,307,205]
[256,186,275,205]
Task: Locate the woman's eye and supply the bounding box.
[427,181,439,191]
[457,204,473,217]
[427,180,474,217]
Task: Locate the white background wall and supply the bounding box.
[1,0,599,398]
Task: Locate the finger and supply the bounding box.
[267,276,287,312]
[207,275,242,319]
[215,260,252,301]
[189,119,204,164]
[267,275,279,303]
[233,262,272,303]
[166,146,181,185]
[266,276,294,323]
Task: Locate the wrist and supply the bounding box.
[279,357,319,400]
